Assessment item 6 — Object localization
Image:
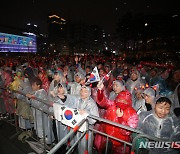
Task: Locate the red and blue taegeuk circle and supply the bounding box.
[64,110,73,120]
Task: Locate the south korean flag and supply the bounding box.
[53,104,89,132]
[86,66,100,84]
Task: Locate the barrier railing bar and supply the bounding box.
[48,118,86,154]
[49,116,53,149]
[0,87,156,141]
[0,87,52,107]
[105,136,109,154]
[41,111,46,151]
[85,121,89,154]
[66,131,86,154]
[88,115,143,134]
[34,107,38,142]
[123,143,126,154]
[1,87,170,154]
[89,127,132,146]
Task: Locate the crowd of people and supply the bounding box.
[0,54,179,154]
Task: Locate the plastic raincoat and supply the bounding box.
[53,92,78,141]
[126,69,146,94]
[138,110,180,154]
[95,90,138,153]
[2,70,13,113]
[16,77,33,129]
[29,89,54,144]
[75,86,99,154]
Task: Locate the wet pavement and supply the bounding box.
[0,120,34,154]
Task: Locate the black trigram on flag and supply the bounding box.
[61,115,63,120]
[61,106,65,111]
[72,119,77,125]
[74,109,78,115]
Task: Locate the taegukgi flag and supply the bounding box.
[102,70,112,82]
[87,66,100,83]
[53,103,88,132]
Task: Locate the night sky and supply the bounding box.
[0,0,179,34]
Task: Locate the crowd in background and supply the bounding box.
[0,54,179,154]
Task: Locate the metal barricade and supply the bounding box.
[0,87,170,154]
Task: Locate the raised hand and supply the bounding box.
[97,80,104,90]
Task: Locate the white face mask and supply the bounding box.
[124,74,128,76]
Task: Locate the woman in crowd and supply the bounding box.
[52,82,78,142]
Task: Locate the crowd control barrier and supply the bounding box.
[0,87,172,154]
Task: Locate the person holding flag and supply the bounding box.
[52,82,78,144]
[94,80,138,154]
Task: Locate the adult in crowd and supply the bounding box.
[75,86,99,154]
[48,70,66,102]
[68,72,85,96]
[94,81,138,154]
[52,82,78,142]
[26,77,54,144]
[126,68,146,94]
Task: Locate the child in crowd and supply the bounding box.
[137,97,180,154]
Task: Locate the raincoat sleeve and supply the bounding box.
[107,74,114,92]
[96,89,114,109]
[48,81,55,102]
[137,111,150,132]
[67,71,73,82]
[86,99,99,125]
[91,87,98,102]
[31,89,49,113]
[119,108,138,135]
[170,116,180,142]
[16,81,32,101]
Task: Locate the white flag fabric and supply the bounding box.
[87,66,100,83]
[53,103,89,132]
[53,103,63,121]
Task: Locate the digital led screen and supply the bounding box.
[0,32,37,53]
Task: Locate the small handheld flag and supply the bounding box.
[86,66,100,83]
[101,70,112,82]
